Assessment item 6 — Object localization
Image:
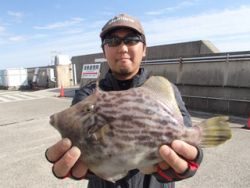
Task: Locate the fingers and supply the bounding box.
[171,140,198,161]
[46,138,72,163]
[71,159,89,179]
[45,138,87,179]
[159,145,188,174]
[53,146,81,178]
[159,140,198,174]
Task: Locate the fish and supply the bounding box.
[49,76,232,182]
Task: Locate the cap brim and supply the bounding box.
[100,25,142,38]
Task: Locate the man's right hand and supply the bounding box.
[45,138,88,179]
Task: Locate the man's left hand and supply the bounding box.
[155,140,203,182]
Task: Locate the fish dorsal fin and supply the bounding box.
[141,76,181,117]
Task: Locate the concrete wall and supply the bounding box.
[143,51,250,117]
[143,53,250,88]
[145,40,219,60]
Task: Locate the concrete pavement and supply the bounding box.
[0,91,88,188]
[177,119,250,188]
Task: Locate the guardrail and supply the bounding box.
[182,95,250,103]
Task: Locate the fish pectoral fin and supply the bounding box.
[89,124,113,141]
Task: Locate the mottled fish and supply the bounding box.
[50,76,232,182]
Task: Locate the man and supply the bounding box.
[45,13,203,188]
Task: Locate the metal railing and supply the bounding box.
[182,95,250,116]
[182,95,250,103]
[142,52,250,65]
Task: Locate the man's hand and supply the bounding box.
[156,140,203,182]
[45,138,88,179]
[159,140,198,173]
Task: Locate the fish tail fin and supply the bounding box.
[198,116,232,147]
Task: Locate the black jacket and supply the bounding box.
[72,68,193,188]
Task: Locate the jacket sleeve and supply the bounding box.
[172,84,192,127]
[71,82,96,105]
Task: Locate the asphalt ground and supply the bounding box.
[0,89,249,188]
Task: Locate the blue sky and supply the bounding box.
[1,0,250,69]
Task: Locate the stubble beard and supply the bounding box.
[112,67,135,80]
[119,68,131,76]
[112,59,140,79]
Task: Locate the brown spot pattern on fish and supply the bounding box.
[49,76,231,182]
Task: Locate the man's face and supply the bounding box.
[103,28,146,80]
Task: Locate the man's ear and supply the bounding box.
[102,45,106,57]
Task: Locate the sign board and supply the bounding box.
[81,64,100,79]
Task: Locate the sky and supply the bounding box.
[1,0,250,69]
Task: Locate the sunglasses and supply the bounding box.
[102,34,144,47]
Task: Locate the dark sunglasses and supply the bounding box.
[102,34,144,47]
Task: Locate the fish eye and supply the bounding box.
[84,104,95,113]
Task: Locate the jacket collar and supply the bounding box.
[100,67,150,91]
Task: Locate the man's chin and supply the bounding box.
[112,69,134,79]
[121,67,138,76]
[119,69,130,75]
